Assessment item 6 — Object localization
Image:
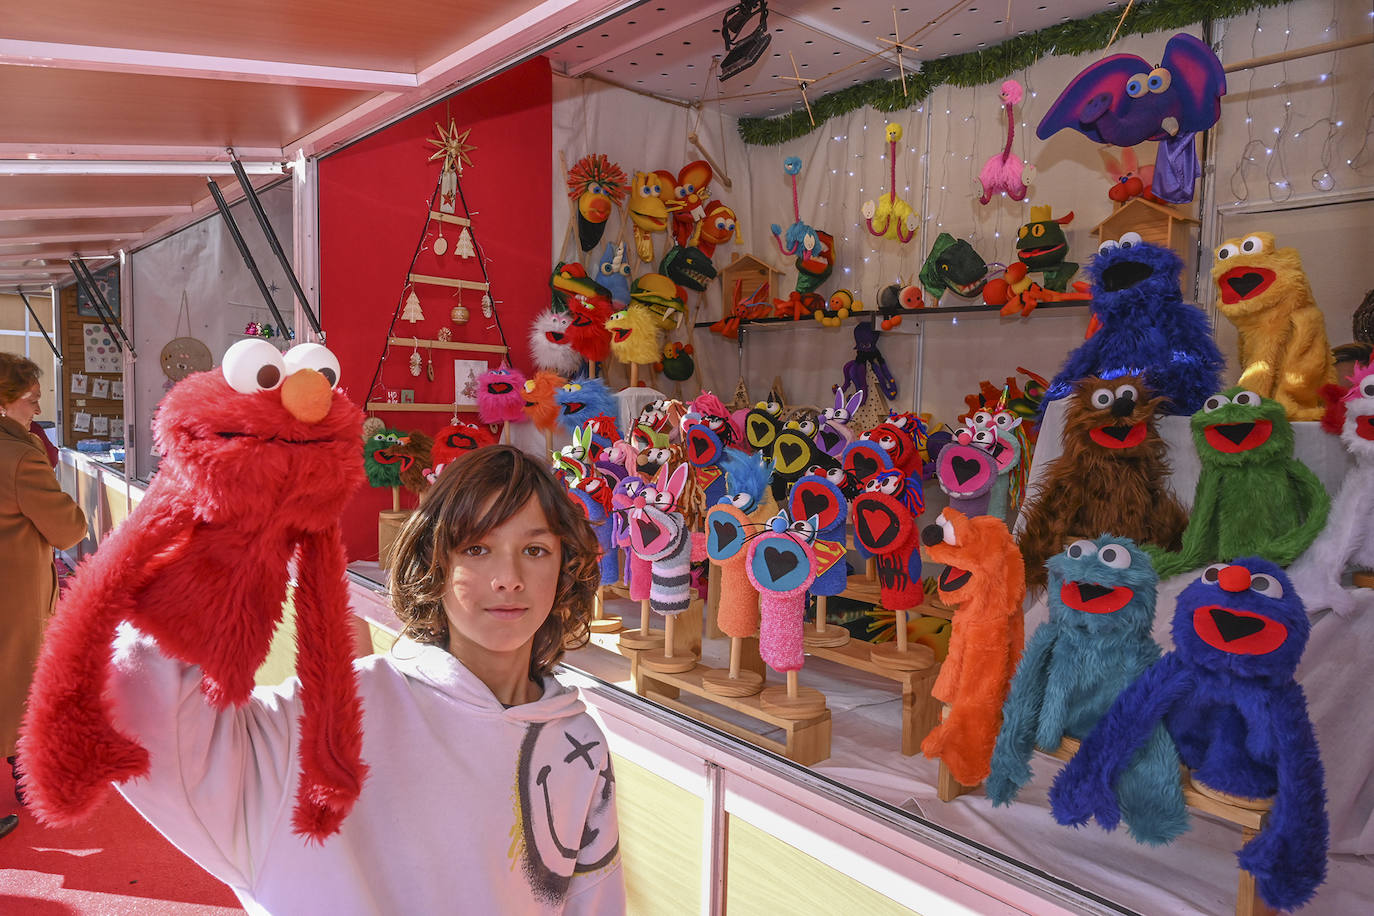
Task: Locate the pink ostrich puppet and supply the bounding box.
[978,80,1031,205]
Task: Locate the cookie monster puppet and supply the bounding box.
[1042,238,1224,417]
[987,536,1187,845]
[21,340,367,840]
[1050,558,1328,911]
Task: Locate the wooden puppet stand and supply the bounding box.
[699,634,766,697]
[803,594,850,648]
[640,608,701,674]
[617,598,665,651]
[377,509,411,568]
[587,588,623,635]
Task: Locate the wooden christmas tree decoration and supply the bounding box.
[402,290,425,323]
[455,227,476,258]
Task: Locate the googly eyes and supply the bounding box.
[1204,394,1231,412]
[1217,242,1240,260]
[223,338,286,393]
[1115,383,1139,401]
[994,411,1019,430]
[653,490,673,509]
[765,400,783,416]
[824,467,847,486]
[877,434,897,450]
[1361,378,1374,398]
[1146,68,1172,93]
[821,407,838,421]
[1066,539,1097,560]
[796,419,817,436]
[788,517,817,541]
[1241,235,1264,254]
[1091,387,1114,409]
[647,447,670,464]
[1250,573,1283,598]
[1126,73,1148,98]
[1119,231,1142,249]
[622,479,643,498]
[564,383,583,392]
[936,513,957,545]
[1202,563,1226,583]
[973,429,995,445]
[878,475,901,495]
[600,263,616,276]
[1098,239,1119,254]
[1098,544,1132,569]
[973,410,993,427]
[1232,390,1261,407]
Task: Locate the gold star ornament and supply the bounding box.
[427,118,475,173]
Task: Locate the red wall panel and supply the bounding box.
[319,56,551,561]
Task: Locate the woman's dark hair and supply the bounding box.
[387,444,599,680]
[0,352,42,405]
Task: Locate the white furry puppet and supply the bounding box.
[528,308,585,377]
[1287,362,1374,617]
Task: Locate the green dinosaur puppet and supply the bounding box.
[1147,387,1329,579]
[920,232,991,300]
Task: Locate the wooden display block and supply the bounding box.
[635,660,832,766]
[805,638,941,756]
[378,509,411,568]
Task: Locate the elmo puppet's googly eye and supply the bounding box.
[1216,242,1240,260]
[1098,544,1132,569]
[282,343,341,387]
[1119,231,1142,249]
[1250,574,1284,598]
[1066,539,1097,560]
[1202,563,1226,583]
[1241,235,1264,254]
[1232,390,1261,407]
[223,338,286,393]
[1097,239,1119,254]
[1091,388,1114,408]
[1203,394,1231,412]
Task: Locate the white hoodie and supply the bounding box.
[108,625,624,916]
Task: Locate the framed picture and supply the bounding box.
[75,263,121,319]
[400,389,415,404]
[453,359,489,404]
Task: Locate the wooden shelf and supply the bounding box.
[407,272,489,292]
[386,337,507,354]
[693,299,1090,330]
[366,401,476,413]
[428,211,471,227]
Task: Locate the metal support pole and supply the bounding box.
[206,178,294,342]
[17,289,61,362]
[67,259,125,355]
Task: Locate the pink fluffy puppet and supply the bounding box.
[476,366,528,426]
[1286,363,1374,617]
[19,340,367,840]
[978,80,1031,205]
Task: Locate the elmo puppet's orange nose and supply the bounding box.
[281,368,332,423]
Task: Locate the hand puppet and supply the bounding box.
[707,502,763,640]
[770,156,824,261]
[1101,146,1159,204]
[1018,374,1188,593]
[745,510,841,673]
[860,416,924,479]
[563,296,613,364]
[555,378,619,438]
[813,289,861,328]
[521,371,567,433]
[1278,365,1374,617]
[660,244,717,293]
[1012,206,1077,293]
[629,273,686,330]
[919,233,991,302]
[605,305,663,367]
[476,366,527,425]
[934,427,1001,518]
[816,388,865,458]
[978,80,1031,205]
[657,342,696,383]
[842,320,899,402]
[628,463,695,616]
[961,406,1023,521]
[1042,238,1225,416]
[628,171,678,263]
[769,422,838,504]
[862,123,919,243]
[689,391,743,448]
[874,281,925,328]
[1037,33,1226,203]
[918,509,1025,786]
[1148,387,1330,580]
[553,424,599,479]
[692,200,739,258]
[683,415,731,506]
[794,229,835,295]
[772,290,823,321]
[364,427,408,489]
[788,471,850,597]
[566,153,628,252]
[595,241,633,306]
[611,476,650,601]
[669,160,714,248]
[391,429,435,496]
[430,420,497,472]
[987,537,1187,845]
[565,466,619,586]
[743,398,786,453]
[550,262,611,311]
[852,473,925,612]
[719,447,774,517]
[1213,232,1337,419]
[841,438,894,493]
[529,308,585,377]
[1050,559,1327,911]
[20,340,367,839]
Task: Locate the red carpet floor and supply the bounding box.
[0,767,244,915]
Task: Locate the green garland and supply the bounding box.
[738,0,1292,146]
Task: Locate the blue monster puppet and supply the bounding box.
[554,377,620,438]
[1043,238,1224,416]
[987,536,1187,845]
[1050,558,1328,912]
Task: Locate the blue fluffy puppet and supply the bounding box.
[987,536,1187,845]
[1050,558,1328,911]
[1042,238,1224,416]
[554,377,620,439]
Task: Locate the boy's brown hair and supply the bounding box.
[388,444,599,680]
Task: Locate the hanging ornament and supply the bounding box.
[409,339,422,377]
[426,346,435,382]
[455,227,476,259]
[482,293,494,318]
[260,323,275,339]
[436,327,452,342]
[433,224,449,256]
[402,289,425,323]
[451,288,469,324]
[245,320,260,336]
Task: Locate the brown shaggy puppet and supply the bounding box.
[1016,374,1187,594]
[919,508,1025,787]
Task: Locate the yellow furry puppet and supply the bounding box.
[1212,232,1336,419]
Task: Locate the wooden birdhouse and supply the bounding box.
[717,252,782,320]
[1092,198,1198,252]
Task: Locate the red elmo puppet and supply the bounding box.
[20,339,368,841]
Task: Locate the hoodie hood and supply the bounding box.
[385,638,586,724]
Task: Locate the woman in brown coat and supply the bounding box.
[1,353,87,838]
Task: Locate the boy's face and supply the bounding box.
[442,497,561,673]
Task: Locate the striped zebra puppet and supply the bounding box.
[627,462,694,617]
